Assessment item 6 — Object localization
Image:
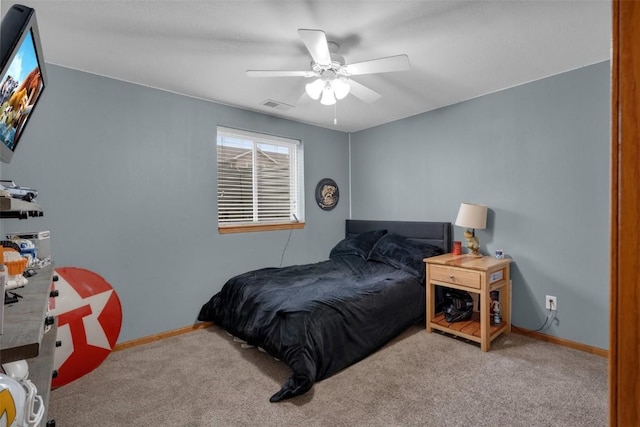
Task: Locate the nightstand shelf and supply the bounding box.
[429,312,508,341]
[424,253,512,351]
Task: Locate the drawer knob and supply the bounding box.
[449,274,455,279]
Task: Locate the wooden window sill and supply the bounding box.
[218,222,305,234]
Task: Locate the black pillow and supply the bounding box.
[329,229,387,259]
[367,233,444,279]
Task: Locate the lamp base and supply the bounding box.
[463,233,482,257]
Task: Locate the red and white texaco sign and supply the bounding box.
[49,267,122,388]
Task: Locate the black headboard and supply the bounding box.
[345,220,452,253]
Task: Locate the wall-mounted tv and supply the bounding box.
[0,4,47,164]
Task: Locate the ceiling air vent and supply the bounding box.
[260,99,293,111]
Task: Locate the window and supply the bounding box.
[216,126,304,233]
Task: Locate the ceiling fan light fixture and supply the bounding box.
[305,78,324,100]
[320,82,336,105]
[248,29,410,114]
[332,78,350,100]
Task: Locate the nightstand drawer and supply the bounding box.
[429,265,481,289]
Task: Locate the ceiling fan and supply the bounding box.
[246,29,410,106]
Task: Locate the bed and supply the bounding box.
[197,219,452,401]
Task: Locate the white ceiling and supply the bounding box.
[2,1,611,132]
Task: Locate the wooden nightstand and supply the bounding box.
[424,253,512,351]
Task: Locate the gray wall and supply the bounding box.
[2,61,611,350]
[350,61,611,350]
[1,64,350,342]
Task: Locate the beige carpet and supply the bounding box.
[48,325,607,426]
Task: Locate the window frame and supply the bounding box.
[216,126,305,234]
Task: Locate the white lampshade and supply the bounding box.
[305,78,324,100]
[320,83,336,105]
[455,203,487,230]
[332,78,350,100]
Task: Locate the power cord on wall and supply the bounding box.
[279,214,299,267]
[525,307,557,333]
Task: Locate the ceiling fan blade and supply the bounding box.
[342,55,410,76]
[297,29,332,66]
[295,91,311,106]
[246,70,317,78]
[346,79,382,104]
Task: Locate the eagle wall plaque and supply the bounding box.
[315,178,339,210]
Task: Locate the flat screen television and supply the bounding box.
[0,4,47,164]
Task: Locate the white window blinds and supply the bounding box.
[217,126,304,227]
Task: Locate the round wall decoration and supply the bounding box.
[315,178,339,210]
[49,267,122,388]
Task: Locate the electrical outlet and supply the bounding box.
[546,295,557,311]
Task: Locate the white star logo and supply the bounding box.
[50,273,114,370]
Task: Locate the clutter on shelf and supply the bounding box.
[6,231,51,269]
[0,180,38,202]
[2,247,28,290]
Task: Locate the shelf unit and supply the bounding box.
[1,202,56,427]
[424,253,511,352]
[2,265,55,361]
[0,196,43,219]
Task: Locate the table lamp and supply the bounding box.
[455,203,488,257]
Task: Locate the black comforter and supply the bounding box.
[197,254,425,401]
[198,230,445,401]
